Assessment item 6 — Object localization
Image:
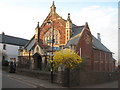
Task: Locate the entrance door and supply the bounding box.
[37,56,42,70]
[33,53,42,70]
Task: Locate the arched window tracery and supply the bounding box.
[44,29,59,45]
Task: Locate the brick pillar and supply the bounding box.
[56,65,64,85]
[56,71,64,85]
[63,68,70,87]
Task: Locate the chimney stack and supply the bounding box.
[97,33,101,42]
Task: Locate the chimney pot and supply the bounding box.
[97,33,101,42]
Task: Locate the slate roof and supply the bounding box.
[66,25,112,53]
[24,36,35,52]
[66,26,84,46]
[0,34,29,46]
[71,26,84,37]
[112,58,116,61]
[92,36,111,53]
[66,35,81,46]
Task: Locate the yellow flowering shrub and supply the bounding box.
[50,49,83,70]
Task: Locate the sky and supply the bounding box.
[0,0,119,60]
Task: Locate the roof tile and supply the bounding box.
[0,34,28,46]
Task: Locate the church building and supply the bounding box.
[18,1,116,72]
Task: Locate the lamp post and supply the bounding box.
[47,20,54,83]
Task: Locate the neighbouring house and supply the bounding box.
[0,32,28,64]
[18,1,116,72]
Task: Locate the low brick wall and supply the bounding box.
[17,68,51,81]
[70,69,80,87]
[79,72,118,87]
[54,69,118,87]
[54,68,80,87]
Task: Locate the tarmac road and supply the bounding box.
[2,71,42,88]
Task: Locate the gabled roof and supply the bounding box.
[71,26,84,37]
[112,58,116,61]
[24,35,45,52]
[66,24,112,53]
[92,36,112,53]
[66,26,84,47]
[24,36,35,52]
[0,34,29,46]
[66,35,81,47]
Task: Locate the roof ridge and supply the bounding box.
[70,27,84,40]
[92,35,112,53]
[0,34,28,46]
[0,34,28,41]
[24,35,35,48]
[72,25,84,28]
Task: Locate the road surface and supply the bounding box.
[2,71,41,88]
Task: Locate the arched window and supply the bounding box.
[54,30,59,44]
[55,35,58,44]
[44,29,59,45]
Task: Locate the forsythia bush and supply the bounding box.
[49,49,83,71]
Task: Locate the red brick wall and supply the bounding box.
[39,13,66,46]
[92,49,100,71]
[92,48,114,72]
[76,27,93,71]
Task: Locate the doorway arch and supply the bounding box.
[33,53,42,70]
